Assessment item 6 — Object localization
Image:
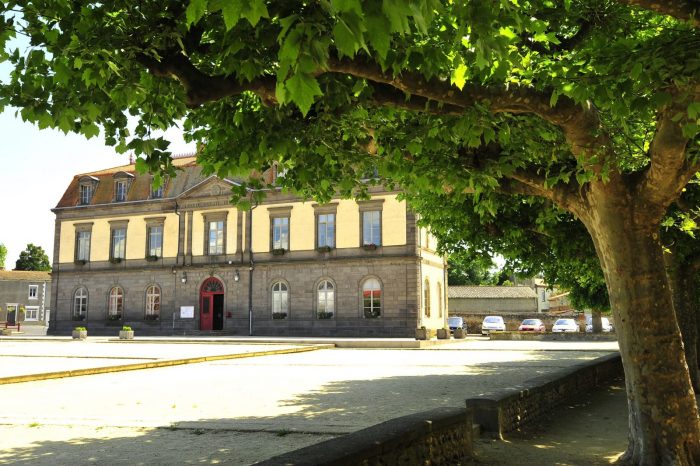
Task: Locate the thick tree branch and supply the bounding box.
[637,98,699,213]
[326,57,607,165]
[136,52,277,107]
[617,0,700,28]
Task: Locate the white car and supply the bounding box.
[552,318,579,333]
[481,316,506,335]
[585,317,613,333]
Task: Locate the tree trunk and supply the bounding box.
[665,253,700,392]
[592,307,603,334]
[581,184,700,465]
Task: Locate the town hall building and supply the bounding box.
[49,156,447,337]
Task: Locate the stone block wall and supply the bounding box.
[255,407,473,466]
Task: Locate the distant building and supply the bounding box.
[50,157,447,336]
[0,270,51,326]
[447,285,538,314]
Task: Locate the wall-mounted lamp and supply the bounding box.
[234,270,240,282]
[181,272,187,284]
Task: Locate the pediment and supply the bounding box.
[178,176,238,199]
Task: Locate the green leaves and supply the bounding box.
[283,73,323,116]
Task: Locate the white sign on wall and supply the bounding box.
[180,306,195,318]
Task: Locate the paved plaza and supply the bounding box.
[0,338,618,465]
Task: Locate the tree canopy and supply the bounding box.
[0,243,6,270]
[14,243,51,271]
[2,1,700,463]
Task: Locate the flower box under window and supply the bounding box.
[317,311,334,319]
[272,312,288,320]
[363,243,378,251]
[144,314,159,321]
[317,246,333,253]
[110,258,123,264]
[272,248,286,256]
[72,314,86,321]
[146,255,159,262]
[107,314,122,321]
[74,259,87,266]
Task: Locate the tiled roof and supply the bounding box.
[448,286,537,299]
[0,270,51,281]
[54,156,206,208]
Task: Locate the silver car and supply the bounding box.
[481,316,506,335]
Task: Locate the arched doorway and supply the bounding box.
[200,277,224,331]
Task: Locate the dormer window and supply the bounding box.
[115,180,127,202]
[78,176,99,205]
[79,184,93,205]
[113,171,134,203]
[150,176,167,199]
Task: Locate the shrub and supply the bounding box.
[121,326,132,331]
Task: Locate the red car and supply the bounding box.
[518,318,546,332]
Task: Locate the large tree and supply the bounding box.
[14,244,51,272]
[0,243,6,270]
[2,1,700,463]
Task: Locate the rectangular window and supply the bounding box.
[79,184,93,205]
[28,285,38,300]
[147,225,163,257]
[111,227,126,259]
[362,210,381,246]
[25,306,39,321]
[76,231,91,261]
[115,180,127,202]
[151,185,163,199]
[208,220,224,255]
[272,217,289,250]
[317,213,336,248]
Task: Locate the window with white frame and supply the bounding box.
[80,184,93,204]
[115,180,128,202]
[271,281,289,318]
[317,280,335,319]
[145,285,160,319]
[362,278,382,318]
[272,217,289,250]
[76,230,91,261]
[147,225,163,257]
[73,287,88,320]
[208,220,225,255]
[317,214,335,248]
[108,286,124,318]
[28,285,38,300]
[111,227,126,260]
[24,306,39,321]
[362,210,381,246]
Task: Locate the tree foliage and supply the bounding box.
[446,252,497,286]
[14,244,51,271]
[0,243,6,270]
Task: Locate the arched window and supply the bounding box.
[317,280,335,319]
[362,278,382,318]
[424,279,431,317]
[108,286,124,319]
[437,282,443,318]
[271,281,289,319]
[145,285,160,320]
[73,287,88,320]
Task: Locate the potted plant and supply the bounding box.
[107,314,122,321]
[415,326,429,340]
[74,259,87,265]
[317,311,334,319]
[272,248,286,256]
[119,325,134,340]
[316,245,332,253]
[437,327,450,339]
[18,306,25,322]
[72,327,87,339]
[363,243,378,251]
[272,312,288,320]
[109,257,122,264]
[146,255,159,262]
[453,327,466,339]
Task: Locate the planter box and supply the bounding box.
[437,328,450,340]
[72,330,87,340]
[119,330,134,340]
[415,328,435,340]
[453,328,466,339]
[272,312,288,320]
[272,248,286,256]
[1,328,13,336]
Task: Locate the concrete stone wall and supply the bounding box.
[466,353,623,437]
[449,297,537,314]
[255,407,473,466]
[51,256,420,337]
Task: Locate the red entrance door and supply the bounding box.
[200,277,224,331]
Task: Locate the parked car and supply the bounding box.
[448,316,467,333]
[481,316,506,335]
[518,318,546,332]
[552,318,579,333]
[585,317,613,333]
